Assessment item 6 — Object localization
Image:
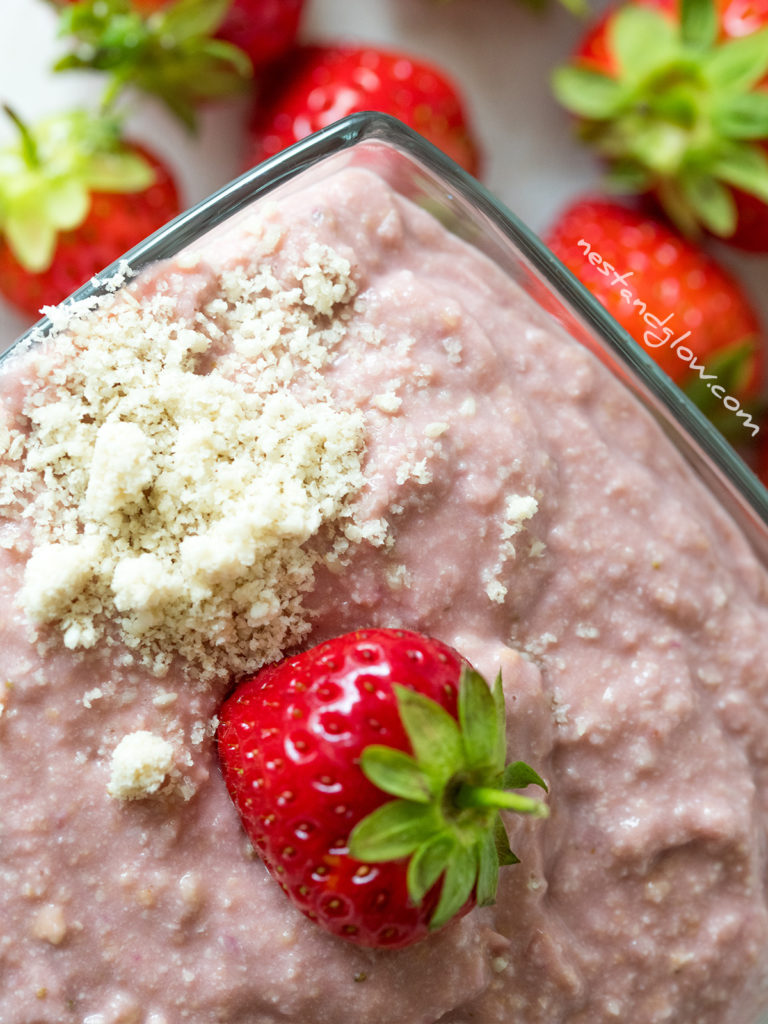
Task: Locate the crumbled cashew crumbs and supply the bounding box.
[0,241,373,683]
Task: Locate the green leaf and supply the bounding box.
[430,842,478,930]
[492,672,507,768]
[44,178,91,232]
[608,5,680,81]
[551,66,627,119]
[157,0,232,40]
[5,209,58,273]
[678,172,738,236]
[458,667,501,771]
[604,160,655,194]
[53,0,251,130]
[475,828,500,907]
[712,142,768,203]
[680,0,718,50]
[655,177,705,236]
[83,151,155,193]
[501,761,549,792]
[199,38,253,79]
[713,92,768,140]
[360,746,434,803]
[348,799,440,863]
[494,816,520,867]
[705,27,768,91]
[406,833,456,905]
[394,685,463,782]
[689,339,757,397]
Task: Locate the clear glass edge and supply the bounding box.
[4,110,767,536]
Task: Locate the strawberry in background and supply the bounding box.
[242,44,482,176]
[51,0,306,129]
[545,196,765,436]
[0,108,180,318]
[552,0,768,250]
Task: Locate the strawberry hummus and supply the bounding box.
[1,165,768,1024]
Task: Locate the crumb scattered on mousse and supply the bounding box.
[1,243,374,685]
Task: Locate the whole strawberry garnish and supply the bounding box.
[51,0,271,130]
[242,44,481,176]
[217,628,548,949]
[0,108,180,318]
[545,196,765,435]
[552,0,768,250]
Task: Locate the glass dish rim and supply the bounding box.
[4,109,767,527]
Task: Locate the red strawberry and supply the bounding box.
[0,108,180,319]
[552,0,768,250]
[215,0,305,72]
[216,628,548,949]
[756,417,768,481]
[545,196,765,436]
[242,44,481,176]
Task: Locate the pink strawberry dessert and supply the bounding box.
[0,163,766,1024]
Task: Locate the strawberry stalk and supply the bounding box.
[3,105,40,170]
[453,783,548,815]
[349,667,548,930]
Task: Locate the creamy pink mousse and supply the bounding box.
[1,167,767,1024]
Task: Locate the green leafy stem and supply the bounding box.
[551,0,768,237]
[348,666,549,931]
[52,0,252,131]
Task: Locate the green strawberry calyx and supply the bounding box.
[53,0,252,131]
[552,0,768,237]
[682,338,765,437]
[348,665,549,931]
[0,107,155,273]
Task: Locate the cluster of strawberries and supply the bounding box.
[2,0,766,458]
[549,0,768,463]
[0,0,479,319]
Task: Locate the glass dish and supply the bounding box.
[6,112,767,553]
[2,111,767,1023]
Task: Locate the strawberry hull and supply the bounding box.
[0,123,767,1023]
[218,634,460,949]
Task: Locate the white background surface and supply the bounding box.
[1,0,766,352]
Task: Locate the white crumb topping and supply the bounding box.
[483,494,539,603]
[396,457,433,487]
[295,243,356,314]
[371,392,402,414]
[424,422,449,439]
[84,421,155,519]
[386,563,412,590]
[2,235,372,681]
[21,539,102,631]
[442,337,463,364]
[107,730,175,801]
[575,623,600,639]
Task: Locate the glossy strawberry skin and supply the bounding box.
[242,45,481,176]
[0,144,179,319]
[545,197,763,393]
[216,0,305,72]
[570,0,768,250]
[216,628,475,949]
